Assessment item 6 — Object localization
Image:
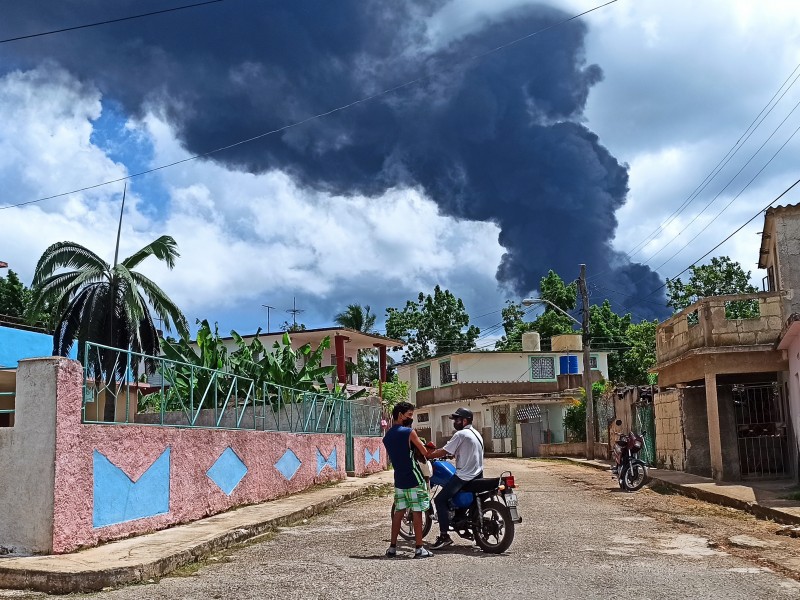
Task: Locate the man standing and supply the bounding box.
[427,407,484,549]
[382,401,434,559]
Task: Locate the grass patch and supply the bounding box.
[780,491,800,501]
[649,483,679,496]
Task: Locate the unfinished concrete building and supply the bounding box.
[653,204,800,481]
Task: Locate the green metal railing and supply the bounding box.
[0,391,15,426]
[81,342,383,437]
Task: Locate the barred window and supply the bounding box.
[440,361,452,384]
[417,412,430,423]
[530,356,555,380]
[589,356,598,369]
[417,365,431,388]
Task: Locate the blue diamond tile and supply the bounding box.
[207,447,248,495]
[365,447,380,466]
[316,447,337,474]
[275,449,302,480]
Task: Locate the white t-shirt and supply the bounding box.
[443,425,484,481]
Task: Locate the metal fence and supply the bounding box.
[0,391,14,427]
[81,341,383,436]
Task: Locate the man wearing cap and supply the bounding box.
[427,407,484,549]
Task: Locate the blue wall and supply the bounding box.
[0,324,76,368]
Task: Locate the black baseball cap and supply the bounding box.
[449,407,473,420]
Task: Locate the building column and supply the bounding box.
[334,335,349,385]
[373,343,387,399]
[705,372,724,480]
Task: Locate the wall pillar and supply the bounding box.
[335,335,349,384]
[705,372,725,480]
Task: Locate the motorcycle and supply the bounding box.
[393,456,521,554]
[611,419,649,492]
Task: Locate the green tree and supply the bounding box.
[29,236,189,421]
[334,303,376,332]
[563,381,606,442]
[617,320,658,385]
[496,271,577,351]
[377,374,409,413]
[385,285,480,362]
[280,321,307,332]
[666,256,759,318]
[0,270,28,320]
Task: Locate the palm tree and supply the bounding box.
[29,235,189,421]
[333,303,376,333]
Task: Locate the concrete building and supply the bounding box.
[396,333,609,456]
[652,204,800,481]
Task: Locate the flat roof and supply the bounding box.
[218,326,404,350]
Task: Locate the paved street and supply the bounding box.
[7,458,800,599]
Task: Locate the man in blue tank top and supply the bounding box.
[382,401,434,559]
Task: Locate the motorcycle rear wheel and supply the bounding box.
[473,499,515,554]
[621,460,648,492]
[391,503,433,541]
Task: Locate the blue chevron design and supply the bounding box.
[316,447,337,474]
[275,449,302,480]
[364,447,380,466]
[93,448,170,528]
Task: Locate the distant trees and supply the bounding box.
[385,285,480,362]
[666,256,759,318]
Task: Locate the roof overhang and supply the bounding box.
[778,313,800,350]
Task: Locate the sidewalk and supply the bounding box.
[564,457,800,525]
[0,470,394,595]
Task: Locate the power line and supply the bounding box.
[0,0,620,211]
[0,0,226,44]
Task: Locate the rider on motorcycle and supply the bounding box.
[426,407,484,549]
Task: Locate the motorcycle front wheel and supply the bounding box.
[621,460,648,492]
[473,499,515,554]
[391,503,433,541]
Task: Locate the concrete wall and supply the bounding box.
[683,388,712,477]
[352,436,387,476]
[1,358,350,555]
[786,335,800,478]
[716,385,742,480]
[0,359,59,554]
[539,442,586,457]
[654,389,685,471]
[774,210,800,316]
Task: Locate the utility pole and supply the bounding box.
[578,264,595,460]
[262,304,275,332]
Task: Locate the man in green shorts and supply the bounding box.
[382,401,433,558]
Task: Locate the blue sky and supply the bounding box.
[2,0,800,344]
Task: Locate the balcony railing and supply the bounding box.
[656,292,785,365]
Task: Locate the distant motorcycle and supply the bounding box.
[393,454,521,553]
[611,419,649,492]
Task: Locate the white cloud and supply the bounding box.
[0,66,505,331]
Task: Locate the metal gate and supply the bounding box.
[732,383,789,478]
[634,400,656,466]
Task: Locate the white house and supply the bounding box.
[396,333,610,456]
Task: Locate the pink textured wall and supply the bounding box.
[52,361,346,553]
[352,435,387,476]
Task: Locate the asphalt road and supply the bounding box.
[11,459,800,599]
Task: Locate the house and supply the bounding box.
[652,204,800,481]
[0,319,77,427]
[396,333,610,456]
[213,327,404,389]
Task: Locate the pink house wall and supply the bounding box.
[352,435,387,476]
[51,360,346,553]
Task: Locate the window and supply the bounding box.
[440,360,453,384]
[417,365,431,388]
[589,356,598,369]
[417,412,430,423]
[530,356,555,380]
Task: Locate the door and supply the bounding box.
[732,383,789,478]
[520,421,542,457]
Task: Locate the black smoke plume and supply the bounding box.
[3,0,667,320]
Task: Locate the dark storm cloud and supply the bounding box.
[3,0,667,319]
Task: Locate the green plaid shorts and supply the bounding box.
[394,485,430,512]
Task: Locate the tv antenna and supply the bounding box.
[262,304,275,332]
[286,296,304,328]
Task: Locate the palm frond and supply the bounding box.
[129,271,189,337]
[32,242,109,287]
[122,236,180,271]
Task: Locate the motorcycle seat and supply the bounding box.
[461,477,501,494]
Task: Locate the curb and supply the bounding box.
[554,457,800,527]
[0,480,391,595]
